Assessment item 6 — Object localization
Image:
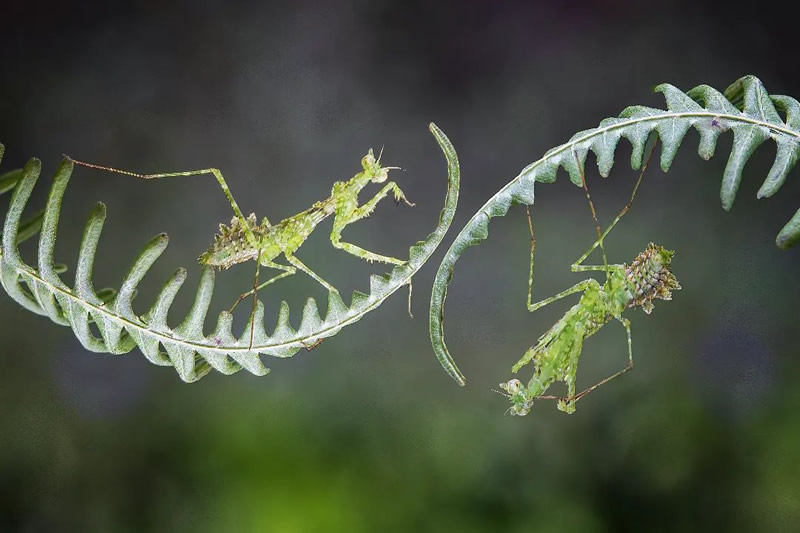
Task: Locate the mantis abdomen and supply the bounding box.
[199,205,332,270]
[503,243,680,415]
[624,243,681,313]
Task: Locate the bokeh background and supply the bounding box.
[2,1,799,531]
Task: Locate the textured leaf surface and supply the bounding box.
[430,75,800,386]
[0,123,459,382]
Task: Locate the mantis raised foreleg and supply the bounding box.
[330,178,414,265]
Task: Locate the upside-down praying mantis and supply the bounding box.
[498,142,680,415]
[67,146,415,349]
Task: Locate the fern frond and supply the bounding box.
[430,75,800,386]
[0,123,459,382]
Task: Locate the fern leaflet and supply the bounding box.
[429,75,800,386]
[0,123,459,382]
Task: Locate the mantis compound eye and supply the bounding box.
[361,150,376,170]
[370,168,389,183]
[501,378,523,395]
[499,379,534,416]
[512,403,531,416]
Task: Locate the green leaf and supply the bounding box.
[430,75,800,386]
[0,123,459,382]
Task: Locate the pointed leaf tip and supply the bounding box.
[1,124,460,380]
[429,75,800,387]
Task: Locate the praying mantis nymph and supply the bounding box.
[67,146,415,349]
[498,143,680,415]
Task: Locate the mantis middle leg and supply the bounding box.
[527,279,600,312]
[222,254,297,349]
[230,253,338,314]
[285,253,338,293]
[571,140,659,273]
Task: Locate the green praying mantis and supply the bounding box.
[498,143,681,415]
[67,145,416,349]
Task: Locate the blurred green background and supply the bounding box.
[2,1,799,531]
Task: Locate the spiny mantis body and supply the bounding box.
[68,147,415,348]
[498,144,680,415]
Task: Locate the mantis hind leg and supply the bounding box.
[571,139,659,272]
[562,316,634,406]
[223,256,296,349]
[66,159,266,246]
[229,260,296,313]
[526,205,537,310]
[247,251,263,350]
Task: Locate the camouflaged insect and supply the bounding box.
[69,147,416,350]
[500,243,680,416]
[496,141,681,416]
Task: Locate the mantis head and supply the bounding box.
[498,378,535,416]
[361,148,399,184]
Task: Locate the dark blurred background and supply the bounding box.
[2,1,799,531]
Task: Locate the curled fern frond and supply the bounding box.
[430,75,800,386]
[0,123,459,382]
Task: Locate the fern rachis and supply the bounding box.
[430,75,800,389]
[0,123,460,382]
[69,145,416,349]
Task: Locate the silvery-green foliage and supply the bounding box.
[0,124,459,382]
[430,76,800,386]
